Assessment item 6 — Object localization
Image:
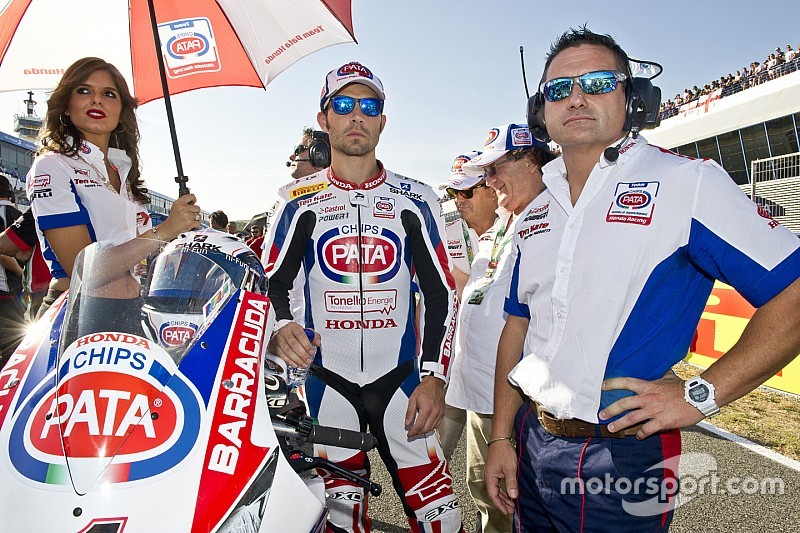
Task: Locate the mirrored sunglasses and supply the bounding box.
[446,182,487,200]
[330,95,384,117]
[542,70,627,102]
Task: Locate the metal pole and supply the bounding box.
[147,0,190,197]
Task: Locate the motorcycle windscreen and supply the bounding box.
[46,241,236,494]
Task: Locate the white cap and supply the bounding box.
[438,151,485,190]
[462,123,544,176]
[320,61,385,111]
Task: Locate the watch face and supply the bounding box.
[689,384,710,403]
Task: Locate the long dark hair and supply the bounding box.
[38,57,149,204]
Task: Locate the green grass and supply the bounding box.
[674,361,800,461]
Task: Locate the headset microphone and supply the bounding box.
[286,158,311,167]
[603,134,631,163]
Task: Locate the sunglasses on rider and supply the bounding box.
[541,70,628,102]
[329,95,384,117]
[446,182,488,200]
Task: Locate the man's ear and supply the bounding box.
[379,115,386,134]
[317,111,329,132]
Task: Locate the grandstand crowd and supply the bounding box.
[659,43,800,119]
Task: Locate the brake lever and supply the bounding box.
[286,450,382,496]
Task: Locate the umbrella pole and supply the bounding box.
[147,0,190,198]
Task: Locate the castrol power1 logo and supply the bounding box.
[317,225,403,284]
[158,18,221,78]
[606,181,660,226]
[8,333,203,488]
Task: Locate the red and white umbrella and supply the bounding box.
[0,0,356,194]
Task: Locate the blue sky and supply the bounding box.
[1,0,798,220]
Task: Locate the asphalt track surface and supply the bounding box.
[365,425,800,532]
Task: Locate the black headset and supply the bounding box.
[286,130,331,169]
[307,130,331,169]
[526,58,662,147]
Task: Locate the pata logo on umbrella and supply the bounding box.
[159,18,220,77]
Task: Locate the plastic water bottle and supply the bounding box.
[287,328,315,389]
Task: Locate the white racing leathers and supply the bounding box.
[264,166,462,533]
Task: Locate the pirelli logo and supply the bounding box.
[290,182,328,199]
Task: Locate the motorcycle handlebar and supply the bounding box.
[307,425,377,451]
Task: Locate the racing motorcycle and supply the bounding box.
[0,229,379,532]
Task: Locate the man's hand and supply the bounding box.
[267,322,318,369]
[405,375,445,438]
[485,440,518,515]
[600,372,705,439]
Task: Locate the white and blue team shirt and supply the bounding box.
[27,140,151,279]
[505,136,800,423]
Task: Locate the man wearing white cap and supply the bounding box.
[264,62,461,532]
[436,151,498,460]
[439,151,499,299]
[442,125,554,533]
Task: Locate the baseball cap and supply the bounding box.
[438,151,485,190]
[320,61,385,111]
[462,123,544,176]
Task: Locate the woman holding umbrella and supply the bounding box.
[28,57,201,326]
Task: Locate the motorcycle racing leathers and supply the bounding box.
[264,165,461,532]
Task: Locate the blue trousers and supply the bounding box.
[513,404,681,533]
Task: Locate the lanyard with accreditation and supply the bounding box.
[467,213,514,305]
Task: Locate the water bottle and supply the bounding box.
[287,328,316,389]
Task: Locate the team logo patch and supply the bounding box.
[158,18,221,78]
[159,321,199,346]
[511,127,532,146]
[373,196,395,219]
[79,143,91,154]
[324,289,398,315]
[317,225,402,284]
[606,181,660,226]
[484,129,499,147]
[290,181,328,199]
[523,202,549,222]
[8,333,203,489]
[451,156,470,173]
[337,62,373,79]
[30,174,50,190]
[756,205,780,229]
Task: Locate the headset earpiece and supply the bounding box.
[307,130,331,169]
[527,92,550,143]
[624,77,661,137]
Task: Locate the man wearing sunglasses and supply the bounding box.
[436,125,552,533]
[438,151,498,298]
[435,151,497,461]
[485,27,800,532]
[264,62,461,532]
[287,127,330,180]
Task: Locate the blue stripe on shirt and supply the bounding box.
[504,245,530,319]
[601,220,800,418]
[687,219,800,308]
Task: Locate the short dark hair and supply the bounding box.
[210,210,228,229]
[0,175,10,198]
[542,25,629,82]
